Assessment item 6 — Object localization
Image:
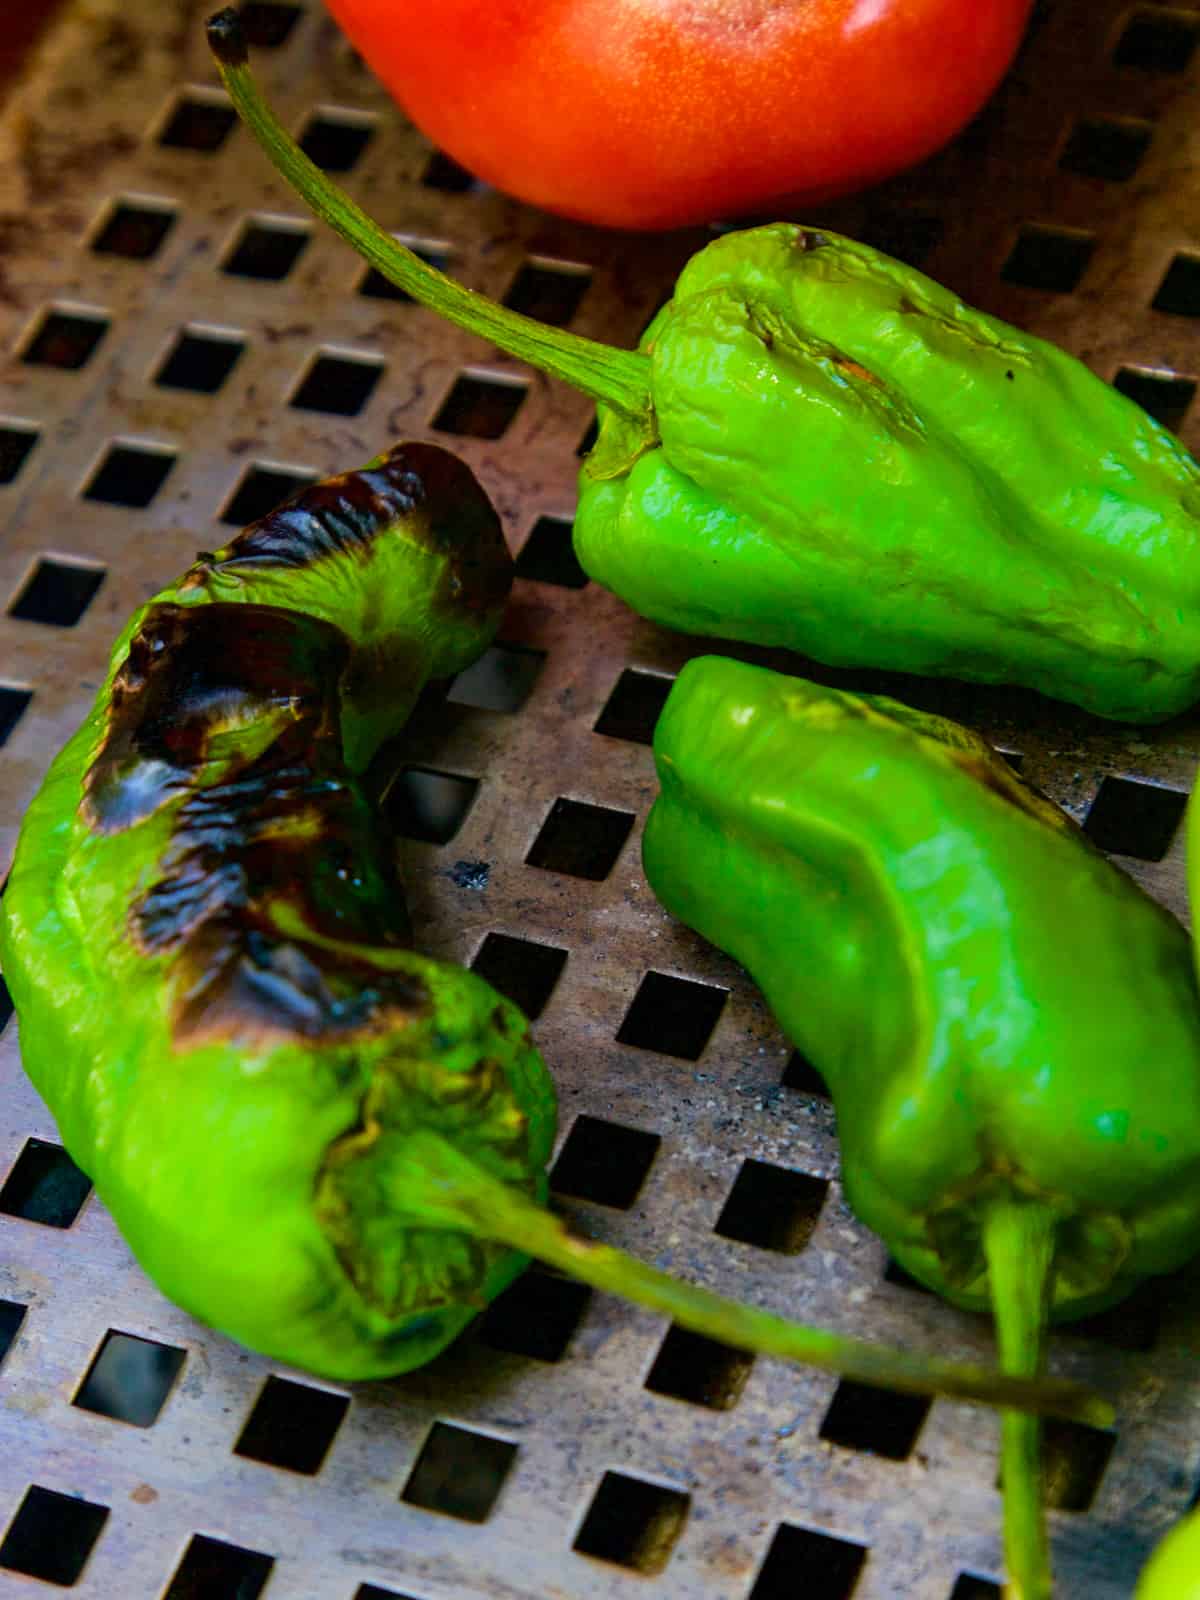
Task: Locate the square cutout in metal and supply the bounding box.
[154,328,246,394]
[1057,1278,1161,1353]
[239,1,302,47]
[82,442,175,509]
[616,970,727,1060]
[1113,366,1196,432]
[478,1269,591,1363]
[516,514,589,589]
[950,1576,1002,1600]
[550,1114,659,1209]
[781,1049,829,1098]
[290,352,384,416]
[355,1586,421,1600]
[20,307,109,370]
[9,559,105,627]
[421,150,476,193]
[221,463,317,526]
[1059,118,1152,182]
[0,1301,26,1367]
[1152,253,1200,318]
[90,200,176,261]
[819,1379,931,1460]
[526,798,635,880]
[1001,226,1095,292]
[573,1471,690,1576]
[859,211,944,269]
[1113,8,1199,72]
[749,1522,868,1600]
[0,976,10,1031]
[386,767,479,844]
[358,240,451,301]
[1041,1420,1117,1512]
[432,374,528,439]
[593,668,674,744]
[714,1160,828,1254]
[234,1375,350,1474]
[157,91,236,152]
[502,261,591,326]
[298,112,374,173]
[163,1534,274,1599]
[1081,775,1187,858]
[401,1422,517,1523]
[0,1485,109,1587]
[0,423,38,485]
[0,686,31,747]
[222,219,310,280]
[470,933,566,1020]
[644,1325,754,1410]
[448,643,545,713]
[0,1138,92,1228]
[73,1330,186,1427]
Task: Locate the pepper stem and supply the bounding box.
[205,9,655,428]
[982,1198,1058,1600]
[400,1130,1109,1425]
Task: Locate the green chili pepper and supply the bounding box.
[641,655,1200,1599]
[0,442,1107,1415]
[1137,1507,1200,1598]
[208,8,1200,724]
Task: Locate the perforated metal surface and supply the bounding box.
[1,3,1200,1597]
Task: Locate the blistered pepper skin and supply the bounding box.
[578,226,1200,722]
[0,443,557,1380]
[643,657,1200,1316]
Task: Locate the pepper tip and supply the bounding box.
[206,7,248,67]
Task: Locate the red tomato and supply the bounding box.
[324,0,1035,231]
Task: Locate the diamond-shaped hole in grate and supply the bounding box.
[157,90,236,151]
[90,200,176,261]
[163,1534,274,1599]
[616,970,728,1060]
[516,514,588,589]
[1114,366,1197,432]
[1001,226,1095,292]
[448,643,545,713]
[298,112,375,173]
[73,1331,186,1428]
[858,211,944,269]
[470,933,566,1020]
[290,352,385,416]
[385,766,479,844]
[819,1379,931,1460]
[355,1586,421,1600]
[0,422,38,485]
[432,374,528,439]
[223,219,310,280]
[950,1576,1002,1600]
[1153,253,1200,317]
[358,239,451,301]
[82,442,175,509]
[572,1472,690,1576]
[781,1049,829,1098]
[0,1486,109,1587]
[502,260,592,326]
[594,668,674,744]
[714,1160,828,1254]
[526,798,635,880]
[234,1375,350,1474]
[1039,1421,1117,1512]
[20,308,109,370]
[0,1139,92,1228]
[749,1523,868,1600]
[9,559,105,627]
[644,1325,754,1411]
[1114,8,1199,71]
[1059,117,1153,181]
[155,328,246,394]
[1081,775,1187,859]
[401,1423,518,1523]
[221,463,317,526]
[0,686,31,747]
[479,1269,592,1363]
[421,150,476,192]
[240,1,303,46]
[551,1114,660,1209]
[0,1301,26,1367]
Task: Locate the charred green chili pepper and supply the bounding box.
[208,8,1200,724]
[642,655,1200,1599]
[0,443,1105,1413]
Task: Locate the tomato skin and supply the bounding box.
[324,0,1035,231]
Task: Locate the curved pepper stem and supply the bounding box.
[205,9,655,432]
[398,1130,1109,1425]
[983,1199,1058,1600]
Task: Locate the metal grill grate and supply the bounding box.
[1,2,1199,1596]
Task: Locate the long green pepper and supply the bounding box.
[208,7,1200,724]
[643,655,1200,1598]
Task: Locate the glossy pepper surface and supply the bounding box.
[208,9,1200,723]
[1137,1507,1200,1599]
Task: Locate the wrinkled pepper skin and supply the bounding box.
[0,443,557,1380]
[643,656,1200,1316]
[1137,1507,1200,1598]
[578,226,1200,722]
